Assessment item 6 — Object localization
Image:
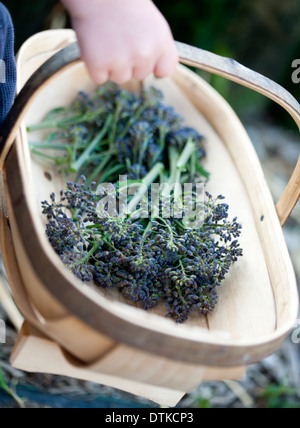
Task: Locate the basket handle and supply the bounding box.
[0,41,299,225]
[176,42,300,226]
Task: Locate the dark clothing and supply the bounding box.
[0,2,16,126]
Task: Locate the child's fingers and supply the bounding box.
[109,66,133,85]
[91,70,109,85]
[154,46,179,79]
[132,61,156,81]
[66,0,179,84]
[84,47,178,85]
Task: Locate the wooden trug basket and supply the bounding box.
[0,30,299,407]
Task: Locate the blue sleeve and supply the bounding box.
[0,2,16,126]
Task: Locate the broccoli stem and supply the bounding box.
[98,164,125,184]
[27,113,87,132]
[118,103,149,141]
[31,148,68,163]
[86,155,111,185]
[70,114,113,173]
[138,135,152,167]
[141,139,198,236]
[29,142,71,151]
[110,103,123,151]
[27,109,104,132]
[127,162,164,214]
[168,146,180,185]
[176,138,196,170]
[80,241,100,265]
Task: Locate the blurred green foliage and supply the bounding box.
[154,0,300,128]
[259,383,300,409]
[2,0,300,127]
[0,365,24,407]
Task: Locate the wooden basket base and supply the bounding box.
[11,322,245,407]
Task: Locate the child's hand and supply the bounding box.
[62,0,179,84]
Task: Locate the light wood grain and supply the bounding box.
[11,322,245,406]
[0,275,23,331]
[276,156,300,226]
[175,42,300,130]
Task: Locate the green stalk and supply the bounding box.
[139,220,153,251]
[118,179,142,188]
[27,113,86,131]
[86,155,111,185]
[127,162,164,214]
[196,161,210,179]
[109,103,122,151]
[176,138,196,170]
[70,114,113,172]
[29,142,70,151]
[28,110,103,132]
[147,127,167,169]
[168,146,180,184]
[0,367,25,408]
[31,148,67,162]
[191,150,196,177]
[98,164,124,184]
[174,139,197,204]
[80,241,100,265]
[118,102,150,141]
[139,136,152,167]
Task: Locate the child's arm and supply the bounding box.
[61,0,179,84]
